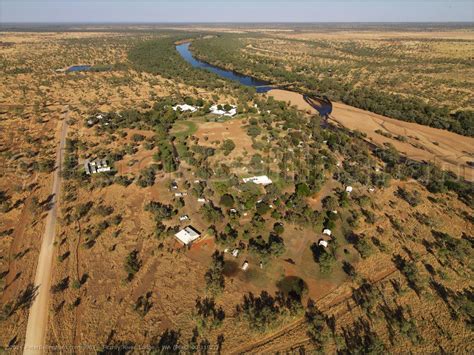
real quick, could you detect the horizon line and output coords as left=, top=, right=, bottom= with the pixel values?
left=1, top=21, right=474, bottom=25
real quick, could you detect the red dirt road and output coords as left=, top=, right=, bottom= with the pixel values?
left=23, top=109, right=68, bottom=354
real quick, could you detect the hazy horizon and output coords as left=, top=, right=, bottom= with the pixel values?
left=1, top=1, right=473, bottom=23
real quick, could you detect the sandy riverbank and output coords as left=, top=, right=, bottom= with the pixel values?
left=268, top=89, right=474, bottom=181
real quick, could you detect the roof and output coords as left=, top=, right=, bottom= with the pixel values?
left=84, top=158, right=110, bottom=174
left=209, top=104, right=237, bottom=117
left=345, top=186, right=353, bottom=192
left=323, top=229, right=332, bottom=236
left=319, top=240, right=329, bottom=248
left=242, top=175, right=273, bottom=186
left=175, top=226, right=201, bottom=245
left=173, top=104, right=197, bottom=113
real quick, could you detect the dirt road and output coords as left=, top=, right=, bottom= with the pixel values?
left=23, top=109, right=68, bottom=354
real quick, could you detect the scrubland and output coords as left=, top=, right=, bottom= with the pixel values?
left=0, top=27, right=472, bottom=353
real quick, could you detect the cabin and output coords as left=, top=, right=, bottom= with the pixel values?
left=345, top=186, right=353, bottom=193
left=232, top=249, right=239, bottom=257
left=179, top=215, right=189, bottom=222
left=323, top=229, right=332, bottom=236
left=175, top=226, right=201, bottom=245
left=242, top=175, right=272, bottom=186
left=241, top=261, right=249, bottom=271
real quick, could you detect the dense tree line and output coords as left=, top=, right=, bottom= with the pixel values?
left=235, top=290, right=302, bottom=332
left=191, top=35, right=473, bottom=136
left=128, top=35, right=229, bottom=90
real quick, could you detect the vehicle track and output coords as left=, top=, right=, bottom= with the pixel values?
left=233, top=265, right=402, bottom=354
left=23, top=108, right=69, bottom=354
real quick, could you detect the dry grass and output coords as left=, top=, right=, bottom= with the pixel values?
left=0, top=30, right=472, bottom=353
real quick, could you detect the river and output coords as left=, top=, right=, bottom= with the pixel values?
left=176, top=42, right=332, bottom=116
left=176, top=42, right=273, bottom=93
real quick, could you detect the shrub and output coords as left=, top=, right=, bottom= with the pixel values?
left=124, top=250, right=141, bottom=281
left=221, top=139, right=236, bottom=156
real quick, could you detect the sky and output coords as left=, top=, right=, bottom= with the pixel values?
left=1, top=0, right=473, bottom=23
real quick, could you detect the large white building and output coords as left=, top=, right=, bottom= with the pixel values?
left=209, top=104, right=237, bottom=117
left=175, top=226, right=201, bottom=245
left=242, top=175, right=273, bottom=186
left=173, top=104, right=197, bottom=113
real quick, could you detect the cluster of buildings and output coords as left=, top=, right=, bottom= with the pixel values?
left=172, top=103, right=237, bottom=117
left=86, top=113, right=112, bottom=128
left=84, top=159, right=111, bottom=175
left=209, top=104, right=237, bottom=117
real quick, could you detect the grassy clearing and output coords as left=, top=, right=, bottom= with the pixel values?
left=171, top=120, right=198, bottom=138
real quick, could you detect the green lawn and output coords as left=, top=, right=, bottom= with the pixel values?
left=171, top=120, right=198, bottom=138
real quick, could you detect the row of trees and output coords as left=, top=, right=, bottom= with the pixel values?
left=191, top=35, right=473, bottom=136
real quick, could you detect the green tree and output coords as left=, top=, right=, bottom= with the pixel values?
left=205, top=251, right=225, bottom=294
left=221, top=139, right=236, bottom=156
left=296, top=183, right=311, bottom=197
left=305, top=300, right=328, bottom=350
left=124, top=250, right=141, bottom=282
left=219, top=194, right=234, bottom=208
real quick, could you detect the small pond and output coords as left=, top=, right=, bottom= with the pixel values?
left=66, top=65, right=92, bottom=72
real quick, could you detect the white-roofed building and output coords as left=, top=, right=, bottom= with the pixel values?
left=84, top=159, right=111, bottom=175
left=175, top=226, right=201, bottom=245
left=209, top=104, right=237, bottom=117
left=173, top=104, right=197, bottom=113
left=323, top=229, right=332, bottom=236
left=318, top=239, right=329, bottom=248
left=242, top=175, right=273, bottom=186
left=345, top=186, right=353, bottom=193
